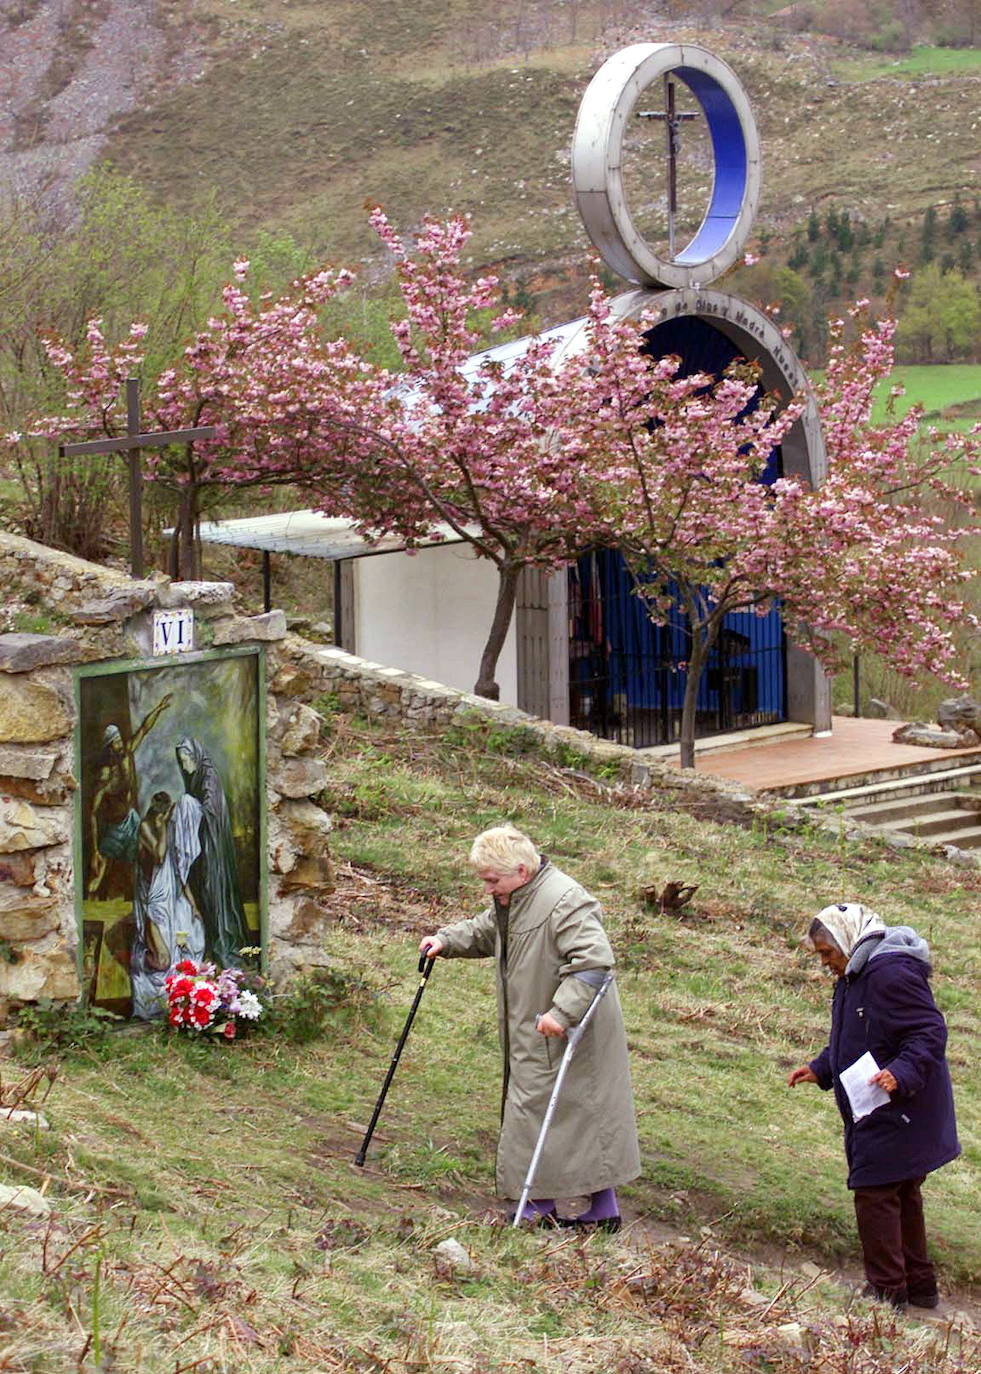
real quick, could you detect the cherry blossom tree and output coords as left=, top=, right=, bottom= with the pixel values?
left=16, top=261, right=386, bottom=579
left=570, top=291, right=978, bottom=768
left=557, top=287, right=804, bottom=768
left=16, top=217, right=977, bottom=766
left=308, top=209, right=608, bottom=700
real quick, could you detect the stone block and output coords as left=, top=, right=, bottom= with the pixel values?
left=269, top=664, right=316, bottom=698
left=0, top=1184, right=51, bottom=1216
left=212, top=611, right=287, bottom=645
left=70, top=582, right=158, bottom=624
left=0, top=746, right=59, bottom=781
left=0, top=634, right=80, bottom=673
left=892, top=723, right=969, bottom=749
left=0, top=799, right=69, bottom=853
left=1, top=1108, right=49, bottom=1128
left=937, top=695, right=981, bottom=734
left=271, top=757, right=328, bottom=799
left=1, top=775, right=73, bottom=805
left=277, top=852, right=335, bottom=893
left=156, top=581, right=235, bottom=615
left=278, top=702, right=323, bottom=756
left=0, top=892, right=61, bottom=941
left=270, top=894, right=335, bottom=942
left=0, top=678, right=71, bottom=744
left=0, top=852, right=41, bottom=887
left=0, top=944, right=78, bottom=1001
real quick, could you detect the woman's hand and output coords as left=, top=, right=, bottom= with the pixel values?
left=787, top=1066, right=819, bottom=1087
left=419, top=935, right=444, bottom=958
left=535, top=1011, right=566, bottom=1039
left=869, top=1068, right=898, bottom=1093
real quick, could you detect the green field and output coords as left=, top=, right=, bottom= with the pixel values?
left=840, top=45, right=981, bottom=79
left=872, top=364, right=981, bottom=427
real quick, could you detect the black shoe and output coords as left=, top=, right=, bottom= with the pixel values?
left=556, top=1215, right=621, bottom=1233
left=861, top=1282, right=908, bottom=1311
left=908, top=1290, right=939, bottom=1310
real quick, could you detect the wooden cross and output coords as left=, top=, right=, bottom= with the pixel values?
left=636, top=77, right=702, bottom=259
left=59, top=378, right=215, bottom=578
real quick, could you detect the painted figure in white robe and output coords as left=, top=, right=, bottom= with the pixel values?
left=131, top=790, right=206, bottom=1020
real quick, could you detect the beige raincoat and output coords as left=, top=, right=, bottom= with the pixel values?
left=436, top=860, right=641, bottom=1200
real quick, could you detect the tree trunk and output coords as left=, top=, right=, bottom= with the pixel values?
left=678, top=632, right=706, bottom=771
left=678, top=607, right=726, bottom=770
left=474, top=562, right=521, bottom=701
left=175, top=483, right=200, bottom=582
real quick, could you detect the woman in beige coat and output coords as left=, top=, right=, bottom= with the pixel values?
left=420, top=824, right=640, bottom=1228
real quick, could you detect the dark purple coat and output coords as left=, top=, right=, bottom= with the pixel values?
left=810, top=940, right=960, bottom=1189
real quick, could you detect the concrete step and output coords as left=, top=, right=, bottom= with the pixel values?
left=846, top=793, right=981, bottom=826
left=639, top=720, right=812, bottom=761
left=796, top=761, right=981, bottom=808
left=885, top=807, right=981, bottom=839
left=861, top=819, right=981, bottom=849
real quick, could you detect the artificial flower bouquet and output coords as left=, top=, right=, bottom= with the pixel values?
left=164, top=957, right=265, bottom=1039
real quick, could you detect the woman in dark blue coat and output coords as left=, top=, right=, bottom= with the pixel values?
left=788, top=903, right=959, bottom=1311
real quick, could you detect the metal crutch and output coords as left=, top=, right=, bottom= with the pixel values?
left=354, top=953, right=436, bottom=1167
left=512, top=972, right=614, bottom=1228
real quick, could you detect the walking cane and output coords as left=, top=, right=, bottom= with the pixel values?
left=354, top=953, right=436, bottom=1167
left=512, top=972, right=614, bottom=1228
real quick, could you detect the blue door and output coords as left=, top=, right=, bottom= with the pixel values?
left=568, top=315, right=787, bottom=747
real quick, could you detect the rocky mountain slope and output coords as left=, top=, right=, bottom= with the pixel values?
left=1, top=1, right=978, bottom=322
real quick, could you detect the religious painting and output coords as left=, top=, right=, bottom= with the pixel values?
left=74, top=649, right=264, bottom=1020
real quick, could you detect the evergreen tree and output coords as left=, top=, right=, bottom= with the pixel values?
left=919, top=205, right=937, bottom=265
left=947, top=194, right=968, bottom=239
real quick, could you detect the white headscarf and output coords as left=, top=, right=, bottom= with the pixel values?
left=811, top=902, right=886, bottom=957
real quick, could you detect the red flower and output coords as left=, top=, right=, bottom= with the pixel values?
left=176, top=960, right=199, bottom=975
left=191, top=1005, right=212, bottom=1028
left=223, top=1021, right=236, bottom=1039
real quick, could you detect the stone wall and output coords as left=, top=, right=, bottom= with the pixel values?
left=0, top=530, right=336, bottom=1022
left=3, top=529, right=974, bottom=1027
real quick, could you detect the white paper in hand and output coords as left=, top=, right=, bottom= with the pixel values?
left=839, top=1051, right=891, bottom=1122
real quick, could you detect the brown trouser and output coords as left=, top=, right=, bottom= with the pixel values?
left=852, top=1176, right=937, bottom=1302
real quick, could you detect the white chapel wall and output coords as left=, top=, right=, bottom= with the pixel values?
left=352, top=544, right=518, bottom=704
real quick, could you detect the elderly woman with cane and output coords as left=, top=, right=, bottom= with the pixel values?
left=788, top=903, right=960, bottom=1311
left=420, top=824, right=640, bottom=1228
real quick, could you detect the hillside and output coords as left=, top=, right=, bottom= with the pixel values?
left=1, top=709, right=978, bottom=1372
left=1, top=1, right=978, bottom=326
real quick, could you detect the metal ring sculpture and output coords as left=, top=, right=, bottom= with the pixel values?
left=572, top=43, right=761, bottom=289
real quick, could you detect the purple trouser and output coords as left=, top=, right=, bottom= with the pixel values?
left=852, top=1176, right=937, bottom=1302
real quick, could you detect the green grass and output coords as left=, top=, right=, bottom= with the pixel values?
left=873, top=364, right=981, bottom=430
left=2, top=716, right=978, bottom=1371
left=834, top=46, right=981, bottom=81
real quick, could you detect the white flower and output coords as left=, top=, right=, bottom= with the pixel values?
left=236, top=990, right=262, bottom=1020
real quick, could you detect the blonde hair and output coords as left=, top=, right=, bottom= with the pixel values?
left=469, top=824, right=540, bottom=874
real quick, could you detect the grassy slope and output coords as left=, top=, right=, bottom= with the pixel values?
left=106, top=3, right=980, bottom=322
left=1, top=716, right=978, bottom=1372
left=873, top=364, right=981, bottom=436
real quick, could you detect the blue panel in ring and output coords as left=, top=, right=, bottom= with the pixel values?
left=673, top=66, right=747, bottom=263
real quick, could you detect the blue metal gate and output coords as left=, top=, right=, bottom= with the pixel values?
left=567, top=312, right=787, bottom=747
left=568, top=550, right=786, bottom=747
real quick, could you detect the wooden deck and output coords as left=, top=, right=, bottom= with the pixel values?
left=660, top=717, right=981, bottom=793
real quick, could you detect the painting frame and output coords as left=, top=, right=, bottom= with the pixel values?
left=73, top=646, right=267, bottom=1020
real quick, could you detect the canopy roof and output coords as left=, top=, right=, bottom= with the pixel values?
left=195, top=510, right=471, bottom=561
